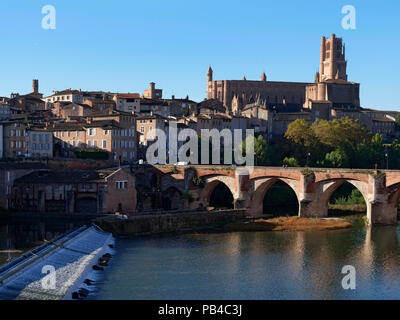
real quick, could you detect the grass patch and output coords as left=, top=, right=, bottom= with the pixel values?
left=342, top=214, right=368, bottom=228
left=328, top=203, right=366, bottom=212
left=224, top=216, right=352, bottom=232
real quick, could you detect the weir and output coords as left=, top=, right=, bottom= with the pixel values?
left=0, top=225, right=114, bottom=300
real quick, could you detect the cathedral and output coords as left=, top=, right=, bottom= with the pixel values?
left=206, top=34, right=360, bottom=114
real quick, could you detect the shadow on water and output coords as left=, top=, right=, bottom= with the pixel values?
left=0, top=215, right=95, bottom=266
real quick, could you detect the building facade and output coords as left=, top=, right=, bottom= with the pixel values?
left=206, top=66, right=311, bottom=112
left=113, top=93, right=141, bottom=113
left=11, top=168, right=137, bottom=214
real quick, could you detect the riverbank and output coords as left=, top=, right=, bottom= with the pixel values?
left=97, top=211, right=359, bottom=237
left=96, top=210, right=246, bottom=236
left=224, top=216, right=353, bottom=232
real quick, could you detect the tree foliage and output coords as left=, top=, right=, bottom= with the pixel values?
left=273, top=117, right=392, bottom=169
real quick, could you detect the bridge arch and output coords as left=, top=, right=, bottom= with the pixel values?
left=248, top=177, right=300, bottom=217
left=162, top=186, right=183, bottom=210
left=199, top=175, right=236, bottom=209
left=316, top=179, right=369, bottom=217
left=160, top=173, right=185, bottom=194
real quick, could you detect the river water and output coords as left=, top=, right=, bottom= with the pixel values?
left=91, top=226, right=400, bottom=300
left=0, top=219, right=91, bottom=266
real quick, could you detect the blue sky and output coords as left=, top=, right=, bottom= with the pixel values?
left=0, top=0, right=399, bottom=110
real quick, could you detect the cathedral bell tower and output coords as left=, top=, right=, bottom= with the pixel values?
left=207, top=65, right=213, bottom=99
left=207, top=65, right=213, bottom=82
left=319, top=34, right=348, bottom=82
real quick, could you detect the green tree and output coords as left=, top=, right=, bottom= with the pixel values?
left=355, top=142, right=373, bottom=168
left=284, top=119, right=315, bottom=147
left=324, top=147, right=349, bottom=168
left=239, top=134, right=268, bottom=166
left=312, top=117, right=371, bottom=150
left=254, top=135, right=268, bottom=165
left=395, top=115, right=400, bottom=131
left=370, top=133, right=384, bottom=167
left=283, top=157, right=300, bottom=167
left=389, top=139, right=400, bottom=168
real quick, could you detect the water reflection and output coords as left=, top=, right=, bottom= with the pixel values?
left=92, top=226, right=400, bottom=300
left=0, top=220, right=88, bottom=266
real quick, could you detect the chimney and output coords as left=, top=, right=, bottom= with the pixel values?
left=33, top=79, right=39, bottom=93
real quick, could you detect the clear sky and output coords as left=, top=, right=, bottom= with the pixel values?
left=0, top=0, right=399, bottom=110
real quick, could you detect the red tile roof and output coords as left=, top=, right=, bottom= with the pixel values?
left=116, top=93, right=140, bottom=99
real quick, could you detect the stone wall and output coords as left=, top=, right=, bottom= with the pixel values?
left=98, top=210, right=246, bottom=236
left=46, top=158, right=114, bottom=171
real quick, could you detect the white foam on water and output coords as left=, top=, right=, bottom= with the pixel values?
left=0, top=226, right=113, bottom=300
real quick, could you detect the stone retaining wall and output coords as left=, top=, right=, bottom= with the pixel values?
left=98, top=210, right=246, bottom=236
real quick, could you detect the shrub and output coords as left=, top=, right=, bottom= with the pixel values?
left=283, top=157, right=299, bottom=167
left=171, top=166, right=178, bottom=174
left=334, top=189, right=365, bottom=205
left=192, top=176, right=204, bottom=187
left=181, top=192, right=194, bottom=202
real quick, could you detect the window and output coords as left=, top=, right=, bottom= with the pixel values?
left=88, top=128, right=96, bottom=136
left=102, top=140, right=107, bottom=148
left=94, top=140, right=97, bottom=148
left=140, top=126, right=144, bottom=133
left=87, top=140, right=91, bottom=147
left=116, top=181, right=128, bottom=190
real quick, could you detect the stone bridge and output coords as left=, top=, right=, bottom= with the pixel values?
left=131, top=165, right=400, bottom=225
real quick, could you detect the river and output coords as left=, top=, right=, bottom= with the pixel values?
left=90, top=226, right=400, bottom=300
left=0, top=217, right=93, bottom=266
